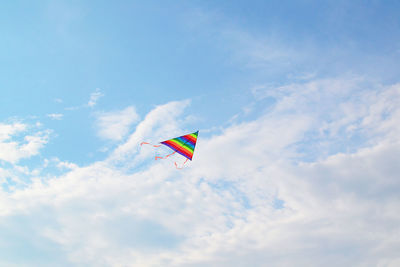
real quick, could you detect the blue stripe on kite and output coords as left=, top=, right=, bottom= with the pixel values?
left=177, top=137, right=195, bottom=148
left=179, top=136, right=196, bottom=146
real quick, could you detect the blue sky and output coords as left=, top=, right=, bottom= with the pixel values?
left=1, top=1, right=400, bottom=266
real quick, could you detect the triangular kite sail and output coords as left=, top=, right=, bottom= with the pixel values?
left=140, top=131, right=199, bottom=169
left=160, top=131, right=198, bottom=161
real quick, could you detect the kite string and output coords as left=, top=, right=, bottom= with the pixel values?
left=175, top=158, right=189, bottom=169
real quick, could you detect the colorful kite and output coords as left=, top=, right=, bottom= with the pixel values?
left=140, top=131, right=199, bottom=169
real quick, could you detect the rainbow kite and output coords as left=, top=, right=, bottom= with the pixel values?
left=140, top=131, right=199, bottom=168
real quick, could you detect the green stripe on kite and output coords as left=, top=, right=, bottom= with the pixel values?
left=169, top=139, right=194, bottom=152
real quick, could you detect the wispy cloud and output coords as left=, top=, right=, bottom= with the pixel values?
left=46, top=113, right=63, bottom=120
left=182, top=8, right=300, bottom=73
left=64, top=89, right=105, bottom=111
left=0, top=122, right=51, bottom=164
left=109, top=99, right=191, bottom=163
left=88, top=88, right=104, bottom=107
left=95, top=106, right=139, bottom=141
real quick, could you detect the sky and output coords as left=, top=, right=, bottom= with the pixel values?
left=1, top=1, right=400, bottom=266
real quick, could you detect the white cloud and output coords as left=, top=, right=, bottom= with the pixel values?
left=0, top=122, right=26, bottom=141
left=88, top=88, right=104, bottom=107
left=95, top=106, right=139, bottom=141
left=64, top=89, right=105, bottom=111
left=0, top=122, right=50, bottom=164
left=109, top=100, right=191, bottom=163
left=47, top=113, right=64, bottom=120
left=0, top=80, right=400, bottom=266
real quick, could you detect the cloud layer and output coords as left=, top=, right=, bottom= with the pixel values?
left=0, top=78, right=400, bottom=266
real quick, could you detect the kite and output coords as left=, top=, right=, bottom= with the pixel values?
left=140, top=131, right=199, bottom=169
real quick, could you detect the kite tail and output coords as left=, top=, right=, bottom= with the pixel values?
left=140, top=140, right=190, bottom=169
left=141, top=142, right=175, bottom=160
left=175, top=158, right=189, bottom=169
left=155, top=151, right=176, bottom=160
left=140, top=142, right=161, bottom=148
